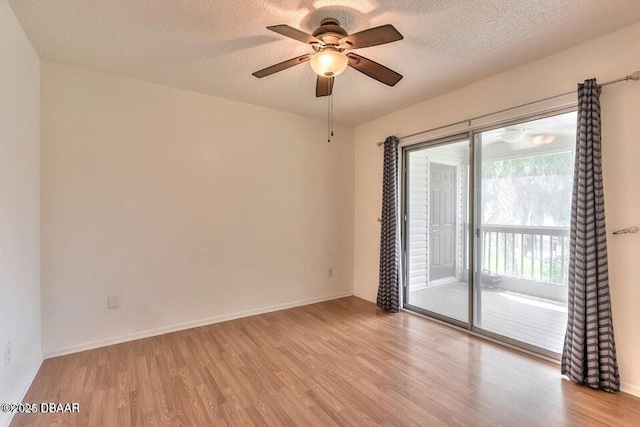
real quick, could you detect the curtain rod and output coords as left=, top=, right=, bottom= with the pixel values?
left=376, top=71, right=640, bottom=146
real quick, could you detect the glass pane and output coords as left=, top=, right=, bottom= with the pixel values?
left=473, top=111, right=575, bottom=353
left=405, top=139, right=470, bottom=324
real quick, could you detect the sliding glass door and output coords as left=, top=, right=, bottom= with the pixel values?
left=472, top=111, right=576, bottom=354
left=404, top=137, right=470, bottom=326
left=403, top=110, right=577, bottom=356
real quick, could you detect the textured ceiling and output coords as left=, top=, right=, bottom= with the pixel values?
left=9, top=0, right=640, bottom=125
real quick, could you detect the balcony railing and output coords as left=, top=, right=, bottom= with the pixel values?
left=481, top=225, right=570, bottom=285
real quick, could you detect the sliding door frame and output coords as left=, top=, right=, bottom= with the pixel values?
left=402, top=133, right=472, bottom=330
left=401, top=105, right=577, bottom=360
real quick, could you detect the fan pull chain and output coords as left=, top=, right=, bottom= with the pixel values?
left=331, top=92, right=334, bottom=138
left=327, top=92, right=334, bottom=143
left=327, top=93, right=330, bottom=143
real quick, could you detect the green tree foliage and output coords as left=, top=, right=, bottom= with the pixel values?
left=482, top=151, right=574, bottom=178
left=482, top=151, right=574, bottom=227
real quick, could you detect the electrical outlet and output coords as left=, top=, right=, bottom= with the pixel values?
left=5, top=342, right=11, bottom=368
left=328, top=268, right=334, bottom=278
left=107, top=295, right=120, bottom=309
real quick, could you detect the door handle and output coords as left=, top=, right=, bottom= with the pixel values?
left=429, top=228, right=436, bottom=233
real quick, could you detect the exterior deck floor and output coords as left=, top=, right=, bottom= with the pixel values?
left=408, top=281, right=567, bottom=353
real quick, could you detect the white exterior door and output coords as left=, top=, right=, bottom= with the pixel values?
left=429, top=162, right=457, bottom=281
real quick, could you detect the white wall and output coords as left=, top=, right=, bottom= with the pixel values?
left=40, top=61, right=354, bottom=356
left=0, top=1, right=41, bottom=425
left=354, top=22, right=640, bottom=395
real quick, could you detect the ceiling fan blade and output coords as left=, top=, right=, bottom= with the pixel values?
left=339, top=24, right=403, bottom=49
left=347, top=53, right=402, bottom=86
left=316, top=76, right=334, bottom=97
left=267, top=25, right=323, bottom=45
left=252, top=54, right=311, bottom=78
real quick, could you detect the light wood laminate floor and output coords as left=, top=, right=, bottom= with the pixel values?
left=12, top=297, right=640, bottom=426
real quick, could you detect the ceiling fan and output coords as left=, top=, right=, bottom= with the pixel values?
left=492, top=128, right=557, bottom=146
left=252, top=18, right=403, bottom=97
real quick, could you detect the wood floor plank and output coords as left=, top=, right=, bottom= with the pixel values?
left=10, top=297, right=640, bottom=426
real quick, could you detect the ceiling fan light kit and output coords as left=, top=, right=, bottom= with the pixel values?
left=532, top=134, right=556, bottom=145
left=310, top=48, right=348, bottom=77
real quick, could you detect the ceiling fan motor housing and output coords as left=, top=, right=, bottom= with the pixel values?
left=312, top=18, right=348, bottom=48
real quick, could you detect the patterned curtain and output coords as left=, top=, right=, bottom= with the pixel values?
left=561, top=79, right=620, bottom=392
left=377, top=136, right=400, bottom=312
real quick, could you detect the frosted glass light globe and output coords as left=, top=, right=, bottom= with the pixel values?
left=310, top=49, right=349, bottom=77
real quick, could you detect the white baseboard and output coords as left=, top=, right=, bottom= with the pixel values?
left=621, top=381, right=640, bottom=398
left=354, top=291, right=376, bottom=303
left=2, top=355, right=43, bottom=427
left=44, top=291, right=353, bottom=359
